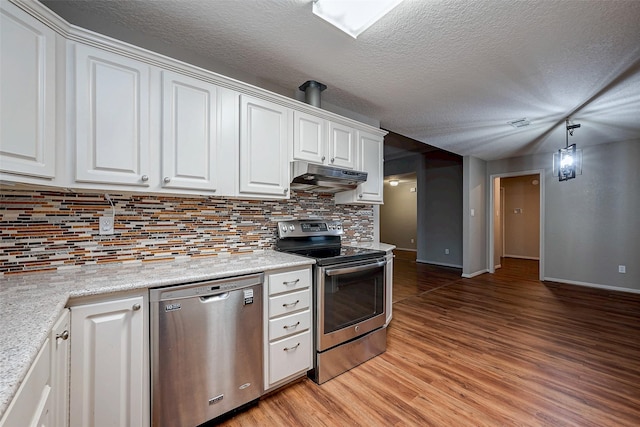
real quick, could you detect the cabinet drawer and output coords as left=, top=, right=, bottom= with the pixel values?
left=268, top=269, right=310, bottom=295
left=269, top=309, right=311, bottom=341
left=268, top=331, right=312, bottom=385
left=269, top=289, right=310, bottom=318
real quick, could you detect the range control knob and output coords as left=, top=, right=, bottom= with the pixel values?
left=281, top=225, right=287, bottom=232
left=289, top=225, right=295, bottom=231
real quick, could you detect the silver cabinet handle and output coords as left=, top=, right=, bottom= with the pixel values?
left=283, top=188, right=289, bottom=195
left=163, top=177, right=171, bottom=183
left=358, top=194, right=363, bottom=198
left=141, top=175, right=149, bottom=182
left=282, top=300, right=299, bottom=308
left=132, top=303, right=141, bottom=311
left=56, top=330, right=69, bottom=341
left=321, top=156, right=326, bottom=161
left=283, top=321, right=300, bottom=330
left=330, top=157, right=335, bottom=163
left=283, top=343, right=300, bottom=352
left=283, top=279, right=300, bottom=286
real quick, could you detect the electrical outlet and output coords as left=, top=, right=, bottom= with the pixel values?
left=410, top=238, right=415, bottom=243
left=618, top=265, right=626, bottom=274
left=99, top=216, right=114, bottom=235
left=445, top=248, right=450, bottom=255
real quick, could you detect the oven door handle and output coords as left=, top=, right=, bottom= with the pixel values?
left=325, top=260, right=387, bottom=276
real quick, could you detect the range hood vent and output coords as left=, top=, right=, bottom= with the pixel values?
left=290, top=161, right=367, bottom=193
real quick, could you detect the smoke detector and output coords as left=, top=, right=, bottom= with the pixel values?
left=507, top=118, right=531, bottom=128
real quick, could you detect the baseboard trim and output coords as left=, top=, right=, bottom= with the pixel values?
left=504, top=254, right=540, bottom=261
left=544, top=277, right=640, bottom=294
left=416, top=259, right=462, bottom=269
left=461, top=269, right=488, bottom=278
left=494, top=264, right=502, bottom=270
left=395, top=248, right=417, bottom=252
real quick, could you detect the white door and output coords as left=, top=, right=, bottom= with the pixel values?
left=161, top=70, right=218, bottom=192
left=239, top=95, right=290, bottom=198
left=328, top=122, right=356, bottom=169
left=293, top=111, right=326, bottom=164
left=356, top=131, right=384, bottom=202
left=0, top=2, right=56, bottom=179
left=75, top=44, right=151, bottom=186
left=70, top=297, right=147, bottom=427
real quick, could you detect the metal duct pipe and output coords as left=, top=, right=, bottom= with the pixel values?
left=299, top=80, right=327, bottom=108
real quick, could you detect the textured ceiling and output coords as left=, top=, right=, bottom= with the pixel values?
left=41, top=0, right=640, bottom=161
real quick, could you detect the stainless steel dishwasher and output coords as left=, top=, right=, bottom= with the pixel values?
left=150, top=273, right=263, bottom=427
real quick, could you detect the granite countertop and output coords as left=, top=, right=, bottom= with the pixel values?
left=0, top=250, right=314, bottom=418
left=352, top=241, right=396, bottom=252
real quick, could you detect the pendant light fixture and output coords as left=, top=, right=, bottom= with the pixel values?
left=553, top=118, right=582, bottom=181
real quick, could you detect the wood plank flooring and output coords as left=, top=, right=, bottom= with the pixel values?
left=217, top=253, right=640, bottom=426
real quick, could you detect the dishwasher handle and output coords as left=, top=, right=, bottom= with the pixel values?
left=199, top=292, right=230, bottom=302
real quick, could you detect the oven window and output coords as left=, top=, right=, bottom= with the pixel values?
left=323, top=264, right=384, bottom=333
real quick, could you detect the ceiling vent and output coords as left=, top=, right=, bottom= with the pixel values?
left=507, top=118, right=531, bottom=128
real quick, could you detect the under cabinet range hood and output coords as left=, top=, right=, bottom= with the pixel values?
left=290, top=161, right=367, bottom=193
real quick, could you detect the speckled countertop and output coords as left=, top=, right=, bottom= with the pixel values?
left=0, top=250, right=314, bottom=418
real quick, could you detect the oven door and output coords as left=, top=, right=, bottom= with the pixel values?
left=316, top=257, right=387, bottom=352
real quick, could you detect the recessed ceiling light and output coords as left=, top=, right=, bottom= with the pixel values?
left=312, top=0, right=404, bottom=39
left=507, top=118, right=531, bottom=128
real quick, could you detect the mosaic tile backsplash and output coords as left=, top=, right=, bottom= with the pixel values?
left=0, top=190, right=374, bottom=275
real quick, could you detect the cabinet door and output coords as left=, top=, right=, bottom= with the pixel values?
left=161, top=70, right=218, bottom=192
left=328, top=122, right=356, bottom=169
left=75, top=44, right=151, bottom=186
left=51, top=309, right=70, bottom=427
left=0, top=338, right=52, bottom=427
left=239, top=95, right=290, bottom=198
left=70, top=296, right=147, bottom=427
left=356, top=130, right=384, bottom=202
left=293, top=111, right=326, bottom=164
left=0, top=2, right=56, bottom=179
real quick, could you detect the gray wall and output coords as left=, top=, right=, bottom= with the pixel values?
left=462, top=156, right=487, bottom=277
left=487, top=140, right=640, bottom=291
left=418, top=156, right=463, bottom=267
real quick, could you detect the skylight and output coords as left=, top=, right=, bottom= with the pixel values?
left=312, top=0, right=404, bottom=39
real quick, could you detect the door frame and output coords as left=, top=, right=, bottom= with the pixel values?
left=488, top=169, right=545, bottom=280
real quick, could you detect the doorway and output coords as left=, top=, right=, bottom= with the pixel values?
left=489, top=170, right=545, bottom=280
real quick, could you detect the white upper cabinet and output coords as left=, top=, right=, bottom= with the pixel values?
left=292, top=112, right=356, bottom=170
left=0, top=1, right=56, bottom=179
left=239, top=95, right=291, bottom=198
left=293, top=111, right=326, bottom=164
left=335, top=130, right=384, bottom=204
left=328, top=121, right=356, bottom=169
left=161, top=70, right=218, bottom=192
left=74, top=43, right=151, bottom=187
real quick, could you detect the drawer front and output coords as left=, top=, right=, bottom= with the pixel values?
left=268, top=331, right=312, bottom=385
left=268, top=269, right=310, bottom=295
left=269, top=309, right=311, bottom=341
left=269, top=289, right=310, bottom=318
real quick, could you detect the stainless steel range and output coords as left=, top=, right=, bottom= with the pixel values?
left=275, top=219, right=388, bottom=384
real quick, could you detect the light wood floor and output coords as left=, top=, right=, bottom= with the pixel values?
left=218, top=253, right=640, bottom=426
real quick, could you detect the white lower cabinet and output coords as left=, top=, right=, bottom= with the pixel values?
left=69, top=295, right=149, bottom=427
left=263, top=267, right=313, bottom=391
left=0, top=309, right=69, bottom=427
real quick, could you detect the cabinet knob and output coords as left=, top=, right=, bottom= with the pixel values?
left=141, top=175, right=149, bottom=182
left=163, top=177, right=171, bottom=184
left=330, top=157, right=335, bottom=163
left=283, top=188, right=289, bottom=195
left=56, top=330, right=69, bottom=341
left=358, top=194, right=363, bottom=199
left=321, top=156, right=326, bottom=161
left=132, top=303, right=141, bottom=311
